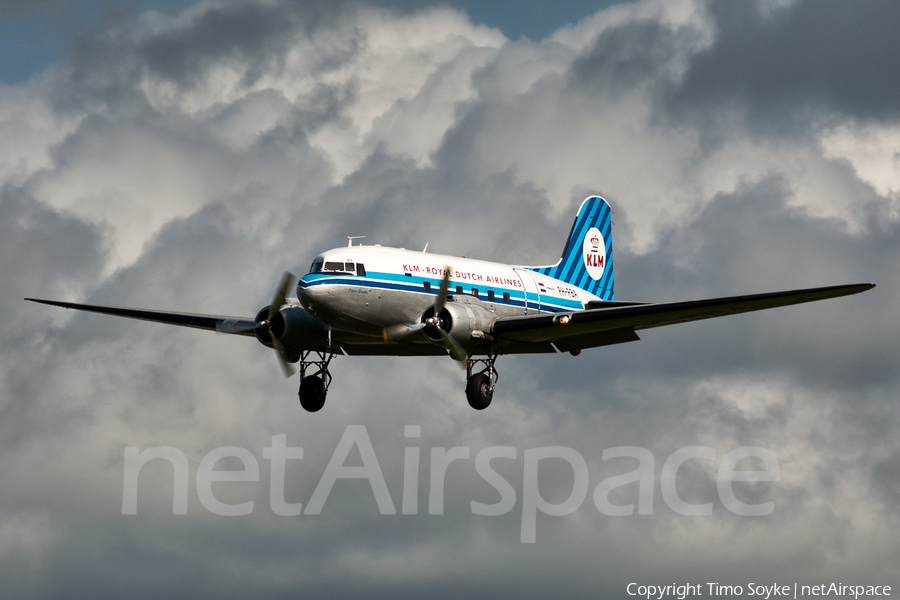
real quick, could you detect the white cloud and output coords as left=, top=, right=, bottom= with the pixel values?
left=0, top=80, right=81, bottom=187
left=821, top=123, right=900, bottom=198
left=307, top=6, right=506, bottom=178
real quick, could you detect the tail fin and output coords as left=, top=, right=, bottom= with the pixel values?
left=529, top=196, right=615, bottom=300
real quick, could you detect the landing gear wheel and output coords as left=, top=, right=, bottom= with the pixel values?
left=466, top=372, right=493, bottom=410
left=296, top=350, right=334, bottom=413
left=299, top=375, right=326, bottom=412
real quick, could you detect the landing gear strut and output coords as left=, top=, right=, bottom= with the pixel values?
left=298, top=350, right=334, bottom=412
left=465, top=353, right=498, bottom=410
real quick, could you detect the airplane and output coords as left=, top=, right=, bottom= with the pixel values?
left=26, top=196, right=874, bottom=412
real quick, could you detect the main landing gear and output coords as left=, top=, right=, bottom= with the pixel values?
left=297, top=350, right=334, bottom=412
left=295, top=350, right=499, bottom=412
left=465, top=353, right=498, bottom=410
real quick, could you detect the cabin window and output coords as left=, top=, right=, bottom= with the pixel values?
left=424, top=282, right=431, bottom=292
left=472, top=288, right=479, bottom=298
left=488, top=290, right=495, bottom=301
left=456, top=286, right=463, bottom=294
left=503, top=292, right=510, bottom=303
left=356, top=263, right=366, bottom=277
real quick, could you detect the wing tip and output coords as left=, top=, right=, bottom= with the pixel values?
left=849, top=283, right=876, bottom=293
left=24, top=297, right=55, bottom=305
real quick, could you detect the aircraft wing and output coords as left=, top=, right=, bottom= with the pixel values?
left=24, top=298, right=259, bottom=336
left=491, top=283, right=875, bottom=352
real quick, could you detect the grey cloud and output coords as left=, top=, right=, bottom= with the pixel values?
left=569, top=18, right=692, bottom=95
left=673, top=0, right=900, bottom=126
left=51, top=0, right=360, bottom=115
left=0, top=187, right=105, bottom=318
left=137, top=0, right=357, bottom=86
left=872, top=450, right=900, bottom=514
left=0, top=186, right=105, bottom=445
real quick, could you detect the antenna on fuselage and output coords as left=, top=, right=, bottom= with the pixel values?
left=423, top=243, right=428, bottom=253
left=347, top=236, right=366, bottom=247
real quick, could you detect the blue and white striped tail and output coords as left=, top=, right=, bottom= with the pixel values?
left=529, top=196, right=615, bottom=300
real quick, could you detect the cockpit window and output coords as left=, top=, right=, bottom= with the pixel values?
left=314, top=260, right=361, bottom=275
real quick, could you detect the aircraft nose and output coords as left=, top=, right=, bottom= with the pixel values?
left=297, top=278, right=320, bottom=307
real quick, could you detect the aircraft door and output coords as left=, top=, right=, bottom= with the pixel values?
left=513, top=268, right=541, bottom=315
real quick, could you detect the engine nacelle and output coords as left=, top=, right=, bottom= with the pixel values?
left=422, top=299, right=497, bottom=348
left=254, top=305, right=329, bottom=360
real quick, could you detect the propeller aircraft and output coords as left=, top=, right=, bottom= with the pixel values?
left=27, top=197, right=874, bottom=412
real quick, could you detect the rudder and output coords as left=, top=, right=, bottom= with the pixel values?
left=529, top=196, right=614, bottom=300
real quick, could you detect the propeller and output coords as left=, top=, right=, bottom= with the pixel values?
left=380, top=266, right=453, bottom=343
left=434, top=265, right=451, bottom=314
left=425, top=266, right=467, bottom=367
left=263, top=271, right=296, bottom=378
left=219, top=271, right=296, bottom=377
left=269, top=332, right=295, bottom=378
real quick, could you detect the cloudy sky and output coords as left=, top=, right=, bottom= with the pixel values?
left=2, top=0, right=898, bottom=597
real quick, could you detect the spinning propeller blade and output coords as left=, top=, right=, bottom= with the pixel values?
left=267, top=271, right=296, bottom=377
left=269, top=271, right=293, bottom=324
left=434, top=266, right=451, bottom=314
left=432, top=266, right=467, bottom=366
left=270, top=334, right=296, bottom=378
left=216, top=272, right=297, bottom=376
left=437, top=328, right=468, bottom=366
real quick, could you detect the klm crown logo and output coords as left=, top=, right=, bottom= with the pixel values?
left=582, top=227, right=606, bottom=280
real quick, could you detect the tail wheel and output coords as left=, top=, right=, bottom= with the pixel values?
left=465, top=372, right=493, bottom=410
left=299, top=375, right=326, bottom=412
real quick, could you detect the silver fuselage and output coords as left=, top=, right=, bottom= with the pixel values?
left=297, top=245, right=599, bottom=339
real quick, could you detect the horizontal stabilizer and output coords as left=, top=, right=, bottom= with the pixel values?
left=584, top=300, right=649, bottom=309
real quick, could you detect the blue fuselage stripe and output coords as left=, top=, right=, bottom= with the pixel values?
left=299, top=272, right=584, bottom=313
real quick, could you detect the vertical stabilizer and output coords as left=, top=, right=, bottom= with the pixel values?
left=529, top=196, right=614, bottom=300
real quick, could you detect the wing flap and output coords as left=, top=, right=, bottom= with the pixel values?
left=492, top=283, right=875, bottom=345
left=551, top=328, right=640, bottom=352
